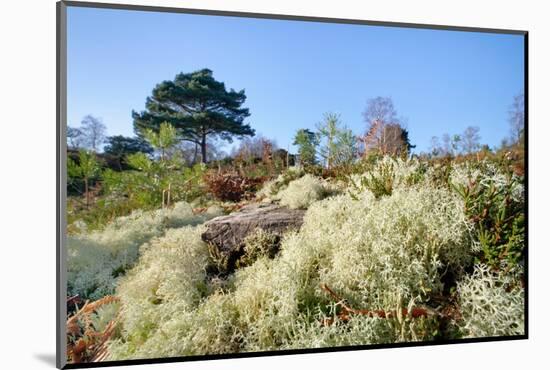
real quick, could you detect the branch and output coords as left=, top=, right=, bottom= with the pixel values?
left=320, top=283, right=441, bottom=326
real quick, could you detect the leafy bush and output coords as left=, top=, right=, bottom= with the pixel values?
left=104, top=160, right=207, bottom=208
left=69, top=122, right=210, bottom=231
left=67, top=150, right=102, bottom=206
left=449, top=161, right=525, bottom=269
left=353, top=160, right=394, bottom=198
left=235, top=162, right=274, bottom=179
left=457, top=264, right=524, bottom=338
left=424, top=157, right=454, bottom=188
left=68, top=163, right=209, bottom=233
left=67, top=202, right=222, bottom=300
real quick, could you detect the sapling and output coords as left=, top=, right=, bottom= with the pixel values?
left=68, top=149, right=101, bottom=208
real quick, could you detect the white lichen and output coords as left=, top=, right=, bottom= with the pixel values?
left=278, top=174, right=332, bottom=209
left=457, top=264, right=524, bottom=338
left=67, top=202, right=219, bottom=300
left=108, top=184, right=476, bottom=359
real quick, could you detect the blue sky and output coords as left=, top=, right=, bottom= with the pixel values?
left=67, top=6, right=524, bottom=154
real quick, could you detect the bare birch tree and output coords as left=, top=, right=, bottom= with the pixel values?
left=80, top=115, right=107, bottom=152
left=461, top=126, right=481, bottom=154
left=508, top=93, right=525, bottom=145
left=361, top=97, right=411, bottom=156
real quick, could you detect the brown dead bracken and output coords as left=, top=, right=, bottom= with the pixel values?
left=66, top=295, right=120, bottom=363
left=320, top=283, right=442, bottom=326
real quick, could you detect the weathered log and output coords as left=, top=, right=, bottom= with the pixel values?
left=201, top=204, right=305, bottom=273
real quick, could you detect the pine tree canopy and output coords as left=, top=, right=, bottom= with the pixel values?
left=132, top=69, right=255, bottom=162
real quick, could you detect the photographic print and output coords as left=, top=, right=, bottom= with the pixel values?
left=58, top=1, right=527, bottom=367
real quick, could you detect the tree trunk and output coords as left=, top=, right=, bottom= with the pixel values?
left=192, top=143, right=199, bottom=164
left=200, top=132, right=207, bottom=163
left=84, top=177, right=89, bottom=209
left=286, top=147, right=289, bottom=168
left=327, top=135, right=334, bottom=170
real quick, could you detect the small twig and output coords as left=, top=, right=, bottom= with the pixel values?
left=67, top=295, right=83, bottom=308
left=320, top=283, right=441, bottom=326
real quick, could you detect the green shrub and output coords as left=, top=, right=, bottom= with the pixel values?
left=68, top=163, right=209, bottom=233
left=102, top=163, right=208, bottom=210
left=67, top=150, right=102, bottom=195
left=425, top=157, right=454, bottom=188
left=353, top=160, right=394, bottom=198
left=449, top=161, right=525, bottom=269
left=347, top=156, right=425, bottom=199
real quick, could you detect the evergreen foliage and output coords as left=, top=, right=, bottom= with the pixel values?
left=293, top=129, right=318, bottom=166
left=316, top=113, right=357, bottom=169
left=133, top=69, right=255, bottom=162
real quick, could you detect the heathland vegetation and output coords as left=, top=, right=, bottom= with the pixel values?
left=65, top=69, right=525, bottom=363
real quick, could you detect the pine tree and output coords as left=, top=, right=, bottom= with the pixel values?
left=133, top=69, right=254, bottom=163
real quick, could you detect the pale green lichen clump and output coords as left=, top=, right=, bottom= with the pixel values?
left=256, top=166, right=305, bottom=201
left=86, top=157, right=525, bottom=360
left=278, top=174, right=332, bottom=209
left=457, top=264, right=524, bottom=338
left=107, top=182, right=478, bottom=359
left=449, top=160, right=524, bottom=202
left=345, top=157, right=429, bottom=201
left=67, top=202, right=222, bottom=300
